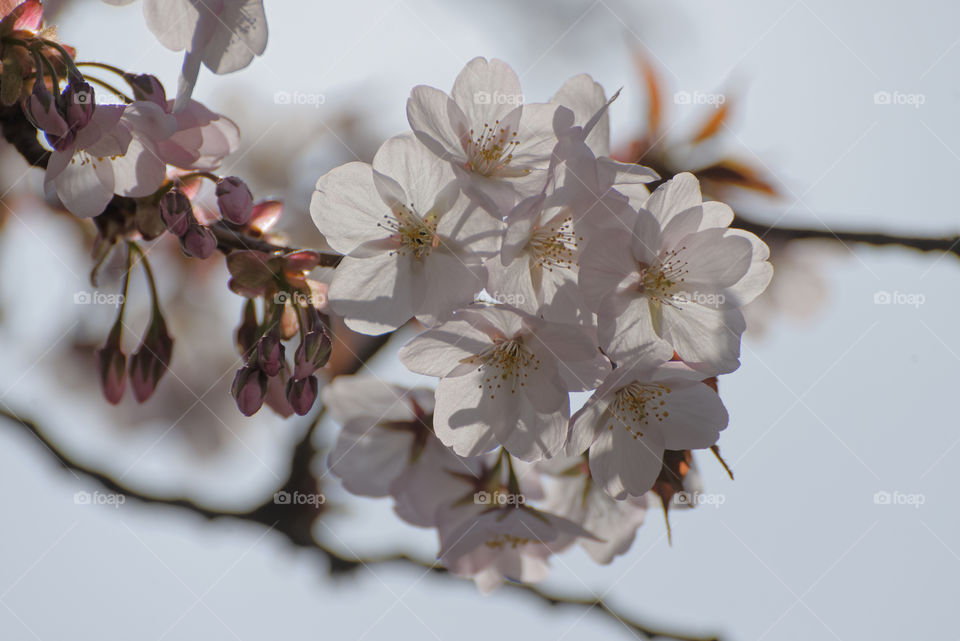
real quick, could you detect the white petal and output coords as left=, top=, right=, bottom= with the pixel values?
left=329, top=253, right=417, bottom=335
left=311, top=162, right=390, bottom=253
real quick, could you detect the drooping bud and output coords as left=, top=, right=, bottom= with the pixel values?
left=179, top=223, right=217, bottom=259
left=293, top=324, right=331, bottom=379
left=128, top=310, right=174, bottom=403
left=124, top=73, right=167, bottom=107
left=24, top=80, right=69, bottom=138
left=61, top=80, right=95, bottom=131
left=231, top=366, right=268, bottom=416
left=285, top=375, right=318, bottom=416
left=159, top=188, right=192, bottom=236
left=235, top=299, right=259, bottom=358
left=95, top=321, right=126, bottom=405
left=215, top=176, right=254, bottom=225
left=256, top=329, right=285, bottom=377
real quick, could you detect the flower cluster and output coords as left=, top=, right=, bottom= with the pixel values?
left=312, top=58, right=772, bottom=589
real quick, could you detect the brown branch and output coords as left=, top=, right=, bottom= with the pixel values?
left=733, top=213, right=960, bottom=258
left=209, top=221, right=342, bottom=267
left=0, top=405, right=719, bottom=641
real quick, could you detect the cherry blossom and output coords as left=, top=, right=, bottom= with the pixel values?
left=406, top=57, right=557, bottom=216
left=540, top=455, right=647, bottom=563
left=399, top=304, right=610, bottom=461
left=567, top=352, right=728, bottom=499
left=102, top=0, right=267, bottom=108
left=436, top=501, right=596, bottom=593
left=310, top=133, right=501, bottom=335
left=579, top=172, right=772, bottom=374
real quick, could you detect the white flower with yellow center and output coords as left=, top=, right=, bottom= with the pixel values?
left=567, top=354, right=728, bottom=499
left=310, top=133, right=503, bottom=335
left=579, top=172, right=773, bottom=374
left=398, top=304, right=610, bottom=461
left=406, top=57, right=558, bottom=216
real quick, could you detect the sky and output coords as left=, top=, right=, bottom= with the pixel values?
left=1, top=0, right=959, bottom=639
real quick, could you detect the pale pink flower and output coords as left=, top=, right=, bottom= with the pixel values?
left=579, top=172, right=772, bottom=374
left=406, top=57, right=557, bottom=216
left=567, top=353, right=728, bottom=499
left=311, top=133, right=502, bottom=335
left=399, top=304, right=610, bottom=461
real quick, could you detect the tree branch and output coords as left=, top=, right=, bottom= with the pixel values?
left=733, top=213, right=960, bottom=258
left=1, top=405, right=719, bottom=641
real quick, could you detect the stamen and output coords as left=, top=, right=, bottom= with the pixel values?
left=608, top=382, right=672, bottom=439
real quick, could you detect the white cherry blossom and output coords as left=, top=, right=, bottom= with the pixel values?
left=540, top=456, right=647, bottom=564
left=399, top=304, right=610, bottom=461
left=310, top=133, right=502, bottom=335
left=567, top=353, right=729, bottom=499
left=579, top=172, right=772, bottom=374
left=407, top=57, right=557, bottom=216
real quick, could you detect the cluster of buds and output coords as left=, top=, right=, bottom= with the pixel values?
left=228, top=249, right=332, bottom=417
left=158, top=175, right=254, bottom=259
left=94, top=245, right=174, bottom=405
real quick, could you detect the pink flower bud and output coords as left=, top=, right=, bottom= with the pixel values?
left=124, top=73, right=167, bottom=107
left=159, top=188, right=192, bottom=236
left=24, top=81, right=69, bottom=139
left=129, top=312, right=174, bottom=403
left=180, top=223, right=217, bottom=259
left=95, top=324, right=126, bottom=405
left=256, top=330, right=285, bottom=377
left=235, top=299, right=259, bottom=357
left=285, top=375, right=318, bottom=416
left=216, top=176, right=254, bottom=225
left=231, top=366, right=268, bottom=416
left=293, top=327, right=331, bottom=379
left=61, top=81, right=95, bottom=131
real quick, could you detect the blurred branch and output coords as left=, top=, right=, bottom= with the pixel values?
left=1, top=405, right=719, bottom=641
left=733, top=213, right=960, bottom=258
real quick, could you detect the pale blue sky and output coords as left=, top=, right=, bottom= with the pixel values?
left=1, top=1, right=958, bottom=639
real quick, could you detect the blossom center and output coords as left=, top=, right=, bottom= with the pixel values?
left=637, top=246, right=688, bottom=307
left=608, top=382, right=671, bottom=438
left=462, top=337, right=540, bottom=399
left=380, top=203, right=439, bottom=259
left=463, top=120, right=522, bottom=176
left=529, top=215, right=580, bottom=272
